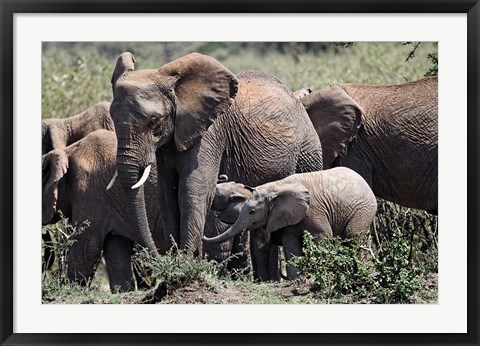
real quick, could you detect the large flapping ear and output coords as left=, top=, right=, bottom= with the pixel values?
left=42, top=149, right=69, bottom=224
left=111, top=52, right=136, bottom=86
left=301, top=86, right=363, bottom=168
left=266, top=183, right=310, bottom=233
left=159, top=52, right=239, bottom=152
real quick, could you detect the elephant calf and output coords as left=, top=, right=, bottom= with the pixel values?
left=203, top=167, right=377, bottom=279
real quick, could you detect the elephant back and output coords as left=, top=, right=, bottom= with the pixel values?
left=217, top=71, right=322, bottom=186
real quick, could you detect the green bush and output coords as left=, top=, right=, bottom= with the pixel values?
left=289, top=207, right=433, bottom=304
left=374, top=232, right=421, bottom=303
left=42, top=213, right=89, bottom=282
left=289, top=233, right=378, bottom=299
left=132, top=240, right=220, bottom=294
left=42, top=213, right=90, bottom=300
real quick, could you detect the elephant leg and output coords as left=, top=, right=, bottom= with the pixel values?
left=156, top=151, right=181, bottom=250
left=282, top=231, right=303, bottom=280
left=176, top=141, right=223, bottom=253
left=103, top=233, right=134, bottom=293
left=227, top=230, right=251, bottom=278
left=250, top=231, right=275, bottom=282
left=203, top=211, right=233, bottom=263
left=42, top=231, right=55, bottom=271
left=67, top=230, right=102, bottom=286
left=268, top=245, right=280, bottom=281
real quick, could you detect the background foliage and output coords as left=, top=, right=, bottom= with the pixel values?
left=42, top=41, right=437, bottom=118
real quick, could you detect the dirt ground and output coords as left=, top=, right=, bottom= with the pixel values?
left=121, top=277, right=317, bottom=304
left=119, top=272, right=438, bottom=305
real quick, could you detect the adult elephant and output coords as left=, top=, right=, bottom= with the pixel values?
left=301, top=76, right=437, bottom=213
left=108, top=52, right=323, bottom=281
left=42, top=129, right=164, bottom=292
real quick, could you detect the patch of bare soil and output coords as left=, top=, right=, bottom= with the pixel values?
left=158, top=282, right=249, bottom=304
left=122, top=281, right=250, bottom=304
left=124, top=277, right=318, bottom=304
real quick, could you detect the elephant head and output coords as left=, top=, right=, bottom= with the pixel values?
left=211, top=181, right=254, bottom=224
left=42, top=101, right=113, bottom=155
left=301, top=86, right=363, bottom=169
left=204, top=183, right=311, bottom=244
left=108, top=52, right=238, bottom=253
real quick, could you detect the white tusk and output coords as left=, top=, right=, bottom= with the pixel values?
left=106, top=170, right=118, bottom=190
left=131, top=164, right=151, bottom=190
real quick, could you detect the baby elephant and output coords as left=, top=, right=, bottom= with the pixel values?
left=203, top=167, right=377, bottom=278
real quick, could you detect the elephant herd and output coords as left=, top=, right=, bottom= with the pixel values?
left=42, top=51, right=438, bottom=292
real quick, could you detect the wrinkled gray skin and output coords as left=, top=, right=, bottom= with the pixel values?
left=301, top=77, right=438, bottom=213
left=203, top=211, right=251, bottom=276
left=109, top=52, right=323, bottom=282
left=41, top=102, right=114, bottom=271
left=205, top=167, right=377, bottom=279
left=42, top=130, right=164, bottom=292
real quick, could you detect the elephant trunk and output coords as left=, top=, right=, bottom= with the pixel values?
left=202, top=214, right=251, bottom=244
left=116, top=158, right=159, bottom=257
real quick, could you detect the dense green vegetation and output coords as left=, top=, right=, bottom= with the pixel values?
left=42, top=42, right=438, bottom=304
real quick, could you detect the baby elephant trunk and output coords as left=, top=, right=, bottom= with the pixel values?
left=202, top=216, right=250, bottom=244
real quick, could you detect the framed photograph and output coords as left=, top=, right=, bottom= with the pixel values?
left=1, top=1, right=479, bottom=345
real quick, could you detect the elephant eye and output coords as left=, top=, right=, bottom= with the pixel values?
left=148, top=115, right=158, bottom=128
left=249, top=209, right=255, bottom=214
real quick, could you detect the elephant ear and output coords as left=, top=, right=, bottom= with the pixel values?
left=301, top=86, right=363, bottom=168
left=214, top=183, right=253, bottom=224
left=42, top=121, right=68, bottom=154
left=42, top=149, right=69, bottom=224
left=159, top=52, right=239, bottom=152
left=266, top=183, right=310, bottom=233
left=217, top=198, right=247, bottom=224
left=111, top=52, right=136, bottom=86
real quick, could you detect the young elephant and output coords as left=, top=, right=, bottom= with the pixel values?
left=204, top=167, right=377, bottom=278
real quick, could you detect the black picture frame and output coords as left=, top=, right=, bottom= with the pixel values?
left=1, top=1, right=479, bottom=345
